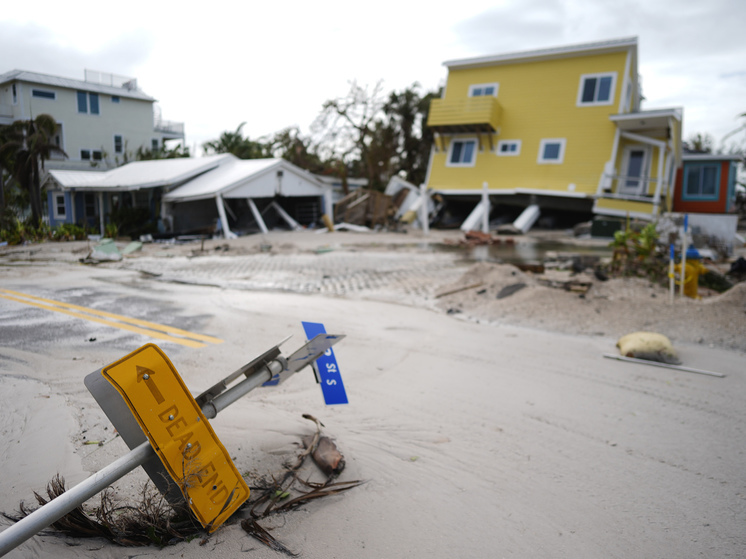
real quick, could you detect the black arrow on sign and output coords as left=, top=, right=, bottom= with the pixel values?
left=136, top=365, right=165, bottom=404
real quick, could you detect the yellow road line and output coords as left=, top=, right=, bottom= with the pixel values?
left=0, top=289, right=224, bottom=348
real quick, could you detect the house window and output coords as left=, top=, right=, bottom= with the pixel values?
left=577, top=73, right=616, bottom=106
left=538, top=139, right=566, bottom=164
left=447, top=139, right=477, bottom=167
left=77, top=91, right=100, bottom=114
left=683, top=164, right=720, bottom=200
left=32, top=89, right=56, bottom=100
left=54, top=193, right=66, bottom=219
left=84, top=194, right=97, bottom=218
left=151, top=138, right=160, bottom=151
left=77, top=91, right=87, bottom=113
left=114, top=135, right=123, bottom=154
left=469, top=83, right=499, bottom=97
left=81, top=149, right=103, bottom=161
left=111, top=95, right=120, bottom=103
left=12, top=83, right=17, bottom=104
left=89, top=93, right=99, bottom=114
left=496, top=140, right=521, bottom=156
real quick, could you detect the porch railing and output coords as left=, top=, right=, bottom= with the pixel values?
left=597, top=173, right=669, bottom=215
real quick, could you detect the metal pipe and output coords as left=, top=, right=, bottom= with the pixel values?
left=0, top=441, right=153, bottom=557
left=201, top=359, right=284, bottom=419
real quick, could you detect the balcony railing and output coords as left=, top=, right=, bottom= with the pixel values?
left=154, top=119, right=185, bottom=137
left=427, top=96, right=501, bottom=133
left=598, top=174, right=660, bottom=202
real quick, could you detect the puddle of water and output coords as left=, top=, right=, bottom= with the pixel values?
left=434, top=240, right=612, bottom=264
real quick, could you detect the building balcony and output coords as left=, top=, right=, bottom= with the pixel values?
left=154, top=119, right=185, bottom=140
left=427, top=96, right=501, bottom=134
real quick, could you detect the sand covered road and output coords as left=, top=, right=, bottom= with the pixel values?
left=0, top=232, right=745, bottom=558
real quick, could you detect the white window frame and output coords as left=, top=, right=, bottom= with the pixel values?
left=31, top=88, right=56, bottom=100
left=12, top=83, right=18, bottom=105
left=446, top=138, right=478, bottom=167
left=80, top=149, right=103, bottom=162
left=111, top=95, right=120, bottom=103
left=77, top=91, right=101, bottom=115
left=469, top=83, right=499, bottom=97
left=53, top=193, right=66, bottom=219
left=537, top=138, right=567, bottom=164
left=114, top=134, right=123, bottom=154
left=577, top=72, right=616, bottom=106
left=496, top=140, right=521, bottom=156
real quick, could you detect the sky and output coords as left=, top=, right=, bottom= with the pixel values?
left=2, top=0, right=745, bottom=155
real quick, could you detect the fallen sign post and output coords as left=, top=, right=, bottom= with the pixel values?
left=0, top=332, right=344, bottom=557
left=602, top=353, right=726, bottom=378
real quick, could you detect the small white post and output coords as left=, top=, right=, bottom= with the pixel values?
left=420, top=183, right=429, bottom=236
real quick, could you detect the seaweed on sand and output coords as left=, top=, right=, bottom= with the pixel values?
left=4, top=414, right=364, bottom=553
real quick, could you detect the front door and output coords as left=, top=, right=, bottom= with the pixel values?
left=620, top=146, right=650, bottom=196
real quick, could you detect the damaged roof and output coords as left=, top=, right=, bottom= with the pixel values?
left=49, top=154, right=233, bottom=191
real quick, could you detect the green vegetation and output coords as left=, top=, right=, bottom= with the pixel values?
left=606, top=221, right=667, bottom=282
left=0, top=114, right=66, bottom=227
left=0, top=218, right=93, bottom=245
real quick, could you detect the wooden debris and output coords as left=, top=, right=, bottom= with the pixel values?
left=445, top=230, right=517, bottom=247
left=602, top=353, right=725, bottom=378
left=536, top=277, right=592, bottom=293
left=334, top=189, right=393, bottom=227
left=434, top=282, right=484, bottom=299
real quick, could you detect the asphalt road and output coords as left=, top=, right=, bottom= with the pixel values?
left=1, top=259, right=745, bottom=559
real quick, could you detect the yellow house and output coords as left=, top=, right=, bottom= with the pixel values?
left=425, top=37, right=682, bottom=229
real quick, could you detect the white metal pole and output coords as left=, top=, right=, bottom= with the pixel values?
left=481, top=182, right=489, bottom=233
left=680, top=215, right=688, bottom=298
left=0, top=442, right=153, bottom=557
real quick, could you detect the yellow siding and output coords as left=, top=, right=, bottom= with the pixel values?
left=594, top=198, right=656, bottom=215
left=429, top=51, right=629, bottom=194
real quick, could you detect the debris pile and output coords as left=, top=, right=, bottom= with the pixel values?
left=443, top=230, right=517, bottom=247
left=333, top=189, right=392, bottom=228
left=4, top=415, right=362, bottom=553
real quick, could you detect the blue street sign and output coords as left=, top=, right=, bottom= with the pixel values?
left=302, top=321, right=348, bottom=405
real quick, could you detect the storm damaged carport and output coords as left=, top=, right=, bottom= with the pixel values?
left=162, top=157, right=333, bottom=237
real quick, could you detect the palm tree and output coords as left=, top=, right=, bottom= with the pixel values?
left=202, top=122, right=267, bottom=159
left=0, top=114, right=66, bottom=226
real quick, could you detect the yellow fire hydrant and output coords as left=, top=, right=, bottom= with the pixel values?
left=675, top=260, right=708, bottom=299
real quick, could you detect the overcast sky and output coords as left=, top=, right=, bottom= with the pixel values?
left=3, top=0, right=745, bottom=155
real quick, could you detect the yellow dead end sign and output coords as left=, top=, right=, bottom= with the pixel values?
left=102, top=344, right=249, bottom=532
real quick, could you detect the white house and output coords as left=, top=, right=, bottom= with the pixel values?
left=0, top=69, right=185, bottom=171
left=48, top=155, right=333, bottom=237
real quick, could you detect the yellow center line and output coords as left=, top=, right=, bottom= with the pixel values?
left=0, top=289, right=224, bottom=348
